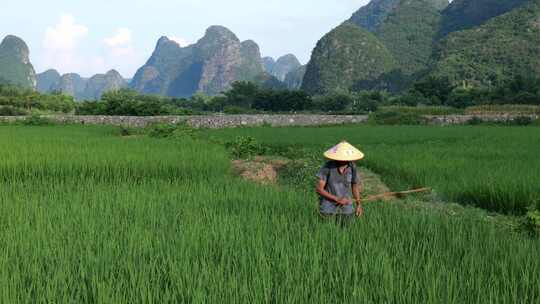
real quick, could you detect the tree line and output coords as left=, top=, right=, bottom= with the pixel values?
left=2, top=74, right=540, bottom=116
left=0, top=81, right=75, bottom=115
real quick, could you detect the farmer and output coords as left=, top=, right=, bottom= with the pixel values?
left=315, top=141, right=364, bottom=225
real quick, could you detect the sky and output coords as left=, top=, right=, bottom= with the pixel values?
left=0, top=0, right=370, bottom=78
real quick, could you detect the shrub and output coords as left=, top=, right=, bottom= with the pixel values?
left=352, top=91, right=383, bottom=113
left=146, top=122, right=197, bottom=139
left=0, top=106, right=28, bottom=116
left=312, top=91, right=353, bottom=112
left=522, top=208, right=540, bottom=237
left=147, top=123, right=177, bottom=138
left=225, top=136, right=266, bottom=159
left=465, top=105, right=540, bottom=115
left=223, top=106, right=251, bottom=114
left=448, top=87, right=475, bottom=108
left=378, top=106, right=463, bottom=115
left=119, top=127, right=132, bottom=137
left=466, top=116, right=483, bottom=125
left=509, top=116, right=533, bottom=126
left=22, top=115, right=55, bottom=126
left=172, top=122, right=197, bottom=138
left=371, top=111, right=427, bottom=125
left=22, top=115, right=54, bottom=126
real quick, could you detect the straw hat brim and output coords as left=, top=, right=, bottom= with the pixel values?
left=324, top=152, right=364, bottom=162
left=323, top=141, right=365, bottom=161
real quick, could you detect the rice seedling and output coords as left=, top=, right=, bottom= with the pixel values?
left=1, top=124, right=539, bottom=302
left=203, top=125, right=540, bottom=214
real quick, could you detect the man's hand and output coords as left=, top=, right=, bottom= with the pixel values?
left=355, top=205, right=364, bottom=217
left=336, top=197, right=352, bottom=205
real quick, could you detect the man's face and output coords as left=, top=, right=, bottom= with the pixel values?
left=336, top=161, right=349, bottom=167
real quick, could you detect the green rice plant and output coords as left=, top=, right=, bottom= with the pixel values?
left=1, top=124, right=539, bottom=302
left=146, top=123, right=178, bottom=138
left=225, top=136, right=267, bottom=159
left=523, top=208, right=540, bottom=237
left=203, top=125, right=540, bottom=214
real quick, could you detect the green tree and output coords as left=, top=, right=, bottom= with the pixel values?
left=224, top=81, right=260, bottom=109
left=412, top=76, right=455, bottom=105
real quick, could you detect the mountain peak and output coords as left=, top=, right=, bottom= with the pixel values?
left=155, top=36, right=183, bottom=51
left=240, top=40, right=261, bottom=57
left=84, top=70, right=127, bottom=100
left=105, top=69, right=123, bottom=77
left=39, top=69, right=61, bottom=77
left=0, top=35, right=36, bottom=88
left=203, top=25, right=239, bottom=42
left=439, top=0, right=529, bottom=37
left=350, top=0, right=449, bottom=32
left=36, top=69, right=61, bottom=92
left=132, top=26, right=267, bottom=97
left=349, top=0, right=401, bottom=32
left=0, top=35, right=30, bottom=63
left=1, top=35, right=29, bottom=50
left=276, top=54, right=300, bottom=65
left=157, top=36, right=171, bottom=45
left=262, top=57, right=276, bottom=73
left=267, top=54, right=302, bottom=81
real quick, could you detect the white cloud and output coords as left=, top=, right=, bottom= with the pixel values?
left=170, top=36, right=189, bottom=47
left=40, top=14, right=91, bottom=75
left=101, top=27, right=143, bottom=77
left=43, top=14, right=88, bottom=51
left=103, top=28, right=132, bottom=47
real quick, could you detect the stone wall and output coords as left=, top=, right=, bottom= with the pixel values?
left=0, top=114, right=537, bottom=128
left=0, top=114, right=369, bottom=128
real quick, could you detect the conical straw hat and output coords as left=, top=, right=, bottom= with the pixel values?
left=324, top=141, right=364, bottom=161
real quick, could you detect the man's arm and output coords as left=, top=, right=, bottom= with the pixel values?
left=352, top=183, right=364, bottom=217
left=316, top=179, right=350, bottom=205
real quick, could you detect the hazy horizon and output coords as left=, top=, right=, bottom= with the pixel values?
left=1, top=0, right=369, bottom=78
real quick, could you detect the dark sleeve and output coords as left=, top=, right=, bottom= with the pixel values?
left=316, top=163, right=330, bottom=181
left=351, top=163, right=360, bottom=184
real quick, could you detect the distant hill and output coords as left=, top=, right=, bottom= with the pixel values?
left=284, top=65, right=307, bottom=90
left=262, top=57, right=275, bottom=73
left=0, top=35, right=36, bottom=89
left=430, top=0, right=540, bottom=85
left=49, top=73, right=88, bottom=99
left=38, top=70, right=127, bottom=100
left=36, top=69, right=61, bottom=93
left=131, top=25, right=271, bottom=97
left=302, top=22, right=397, bottom=94
left=302, top=0, right=540, bottom=93
left=83, top=70, right=127, bottom=100
left=303, top=0, right=448, bottom=93
left=262, top=54, right=301, bottom=81
left=375, top=0, right=447, bottom=76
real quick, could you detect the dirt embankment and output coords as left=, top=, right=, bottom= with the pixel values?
left=232, top=157, right=289, bottom=185
left=232, top=156, right=391, bottom=198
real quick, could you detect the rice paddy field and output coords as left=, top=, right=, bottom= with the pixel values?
left=204, top=125, right=540, bottom=214
left=1, top=124, right=540, bottom=303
